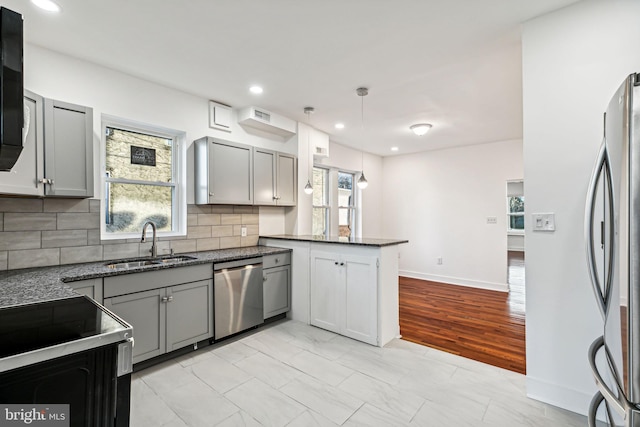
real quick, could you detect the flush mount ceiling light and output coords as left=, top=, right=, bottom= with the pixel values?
left=335, top=123, right=345, bottom=130
left=356, top=87, right=368, bottom=190
left=410, top=123, right=432, bottom=136
left=249, top=85, right=263, bottom=95
left=304, top=107, right=314, bottom=195
left=31, top=0, right=61, bottom=12
left=391, top=147, right=399, bottom=152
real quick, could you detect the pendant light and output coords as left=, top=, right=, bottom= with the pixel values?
left=356, top=87, right=369, bottom=189
left=303, top=106, right=314, bottom=195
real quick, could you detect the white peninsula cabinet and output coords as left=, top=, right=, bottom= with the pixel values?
left=259, top=235, right=408, bottom=347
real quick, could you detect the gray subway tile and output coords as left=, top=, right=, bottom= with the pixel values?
left=234, top=224, right=259, bottom=236
left=4, top=213, right=57, bottom=231
left=241, top=236, right=259, bottom=247
left=61, top=246, right=103, bottom=265
left=211, top=205, right=234, bottom=214
left=187, top=205, right=212, bottom=214
left=187, top=214, right=198, bottom=227
left=233, top=206, right=254, bottom=214
left=42, top=230, right=88, bottom=248
left=8, top=248, right=59, bottom=270
left=241, top=214, right=259, bottom=225
left=103, top=243, right=140, bottom=260
left=188, top=226, right=212, bottom=239
left=0, top=231, right=41, bottom=251
left=89, top=199, right=101, bottom=213
left=196, top=238, right=220, bottom=252
left=0, top=198, right=43, bottom=213
left=220, top=214, right=242, bottom=225
left=212, top=225, right=234, bottom=238
left=220, top=236, right=241, bottom=249
left=0, top=213, right=3, bottom=231
left=139, top=241, right=171, bottom=257
left=44, top=199, right=90, bottom=213
left=57, top=212, right=100, bottom=230
left=170, top=240, right=197, bottom=254
left=0, top=251, right=7, bottom=270
left=88, top=229, right=101, bottom=245
left=197, top=214, right=221, bottom=226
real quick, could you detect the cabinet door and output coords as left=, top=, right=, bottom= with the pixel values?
left=208, top=139, right=253, bottom=204
left=310, top=251, right=342, bottom=334
left=104, top=289, right=166, bottom=364
left=43, top=99, right=93, bottom=197
left=0, top=91, right=44, bottom=196
left=263, top=265, right=290, bottom=319
left=343, top=255, right=378, bottom=345
left=67, top=278, right=103, bottom=304
left=253, top=148, right=276, bottom=205
left=166, top=279, right=214, bottom=352
left=276, top=153, right=296, bottom=206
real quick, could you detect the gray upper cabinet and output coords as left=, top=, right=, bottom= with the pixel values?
left=250, top=148, right=297, bottom=206
left=0, top=92, right=94, bottom=198
left=194, top=137, right=253, bottom=205
left=43, top=99, right=94, bottom=197
left=276, top=152, right=296, bottom=206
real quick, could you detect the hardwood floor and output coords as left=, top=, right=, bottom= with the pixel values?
left=399, top=251, right=526, bottom=374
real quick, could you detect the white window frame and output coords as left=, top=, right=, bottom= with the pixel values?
left=312, top=165, right=361, bottom=238
left=312, top=166, right=330, bottom=237
left=337, top=170, right=357, bottom=238
left=507, top=180, right=524, bottom=235
left=101, top=115, right=186, bottom=240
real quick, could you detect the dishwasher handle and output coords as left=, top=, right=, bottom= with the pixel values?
left=216, top=264, right=262, bottom=274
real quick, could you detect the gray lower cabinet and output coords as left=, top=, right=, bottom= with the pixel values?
left=103, top=264, right=213, bottom=364
left=263, top=253, right=291, bottom=319
left=67, top=278, right=103, bottom=304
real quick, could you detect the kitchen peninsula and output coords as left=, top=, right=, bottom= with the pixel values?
left=259, top=235, right=408, bottom=347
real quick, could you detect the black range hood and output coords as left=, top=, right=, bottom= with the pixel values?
left=0, top=7, right=23, bottom=172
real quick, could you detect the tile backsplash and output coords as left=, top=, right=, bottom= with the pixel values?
left=0, top=198, right=260, bottom=271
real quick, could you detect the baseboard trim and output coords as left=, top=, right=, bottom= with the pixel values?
left=399, top=270, right=509, bottom=293
left=526, top=375, right=593, bottom=417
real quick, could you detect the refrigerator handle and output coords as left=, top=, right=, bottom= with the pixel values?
left=588, top=336, right=627, bottom=418
left=584, top=140, right=609, bottom=319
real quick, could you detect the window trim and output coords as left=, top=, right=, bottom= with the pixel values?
left=101, top=115, right=186, bottom=240
left=312, top=166, right=330, bottom=237
left=312, top=166, right=361, bottom=238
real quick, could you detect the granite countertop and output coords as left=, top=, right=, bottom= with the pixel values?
left=260, top=234, right=409, bottom=247
left=0, top=246, right=291, bottom=309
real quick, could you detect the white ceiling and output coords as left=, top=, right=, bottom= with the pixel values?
left=5, top=0, right=579, bottom=156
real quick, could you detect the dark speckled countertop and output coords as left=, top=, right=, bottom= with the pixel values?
left=0, top=246, right=291, bottom=309
left=260, top=234, right=408, bottom=247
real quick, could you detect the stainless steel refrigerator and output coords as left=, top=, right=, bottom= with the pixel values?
left=586, top=72, right=640, bottom=426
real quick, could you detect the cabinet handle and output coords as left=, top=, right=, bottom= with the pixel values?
left=39, top=178, right=54, bottom=185
left=209, top=192, right=214, bottom=197
left=275, top=258, right=279, bottom=264
left=335, top=261, right=339, bottom=265
left=167, top=296, right=173, bottom=302
left=263, top=276, right=267, bottom=282
left=161, top=296, right=169, bottom=303
left=340, top=262, right=344, bottom=266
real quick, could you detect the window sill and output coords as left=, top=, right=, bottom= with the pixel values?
left=508, top=230, right=525, bottom=236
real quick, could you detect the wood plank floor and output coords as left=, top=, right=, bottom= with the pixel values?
left=399, top=251, right=526, bottom=374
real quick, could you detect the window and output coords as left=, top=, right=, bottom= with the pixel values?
left=338, top=172, right=355, bottom=238
left=103, top=118, right=184, bottom=238
left=507, top=181, right=524, bottom=231
left=312, top=167, right=329, bottom=236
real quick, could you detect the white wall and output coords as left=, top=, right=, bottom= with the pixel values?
left=522, top=0, right=640, bottom=415
left=382, top=140, right=523, bottom=292
left=22, top=44, right=298, bottom=204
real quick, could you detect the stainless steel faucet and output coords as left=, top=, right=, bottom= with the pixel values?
left=141, top=221, right=158, bottom=258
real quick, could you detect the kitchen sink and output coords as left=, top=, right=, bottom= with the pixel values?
left=105, top=255, right=197, bottom=269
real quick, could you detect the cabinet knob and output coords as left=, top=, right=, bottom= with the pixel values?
left=263, top=276, right=267, bottom=282
left=340, top=262, right=344, bottom=266
left=209, top=192, right=214, bottom=197
left=39, top=178, right=54, bottom=185
left=275, top=258, right=279, bottom=264
left=335, top=261, right=339, bottom=265
left=161, top=296, right=169, bottom=303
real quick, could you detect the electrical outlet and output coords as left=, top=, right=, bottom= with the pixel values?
left=241, top=226, right=247, bottom=237
left=437, top=257, right=443, bottom=265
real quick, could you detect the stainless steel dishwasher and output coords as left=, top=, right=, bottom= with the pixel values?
left=214, top=258, right=264, bottom=339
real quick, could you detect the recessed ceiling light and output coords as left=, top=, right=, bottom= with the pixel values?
left=335, top=123, right=345, bottom=129
left=391, top=147, right=399, bottom=152
left=31, top=0, right=61, bottom=12
left=249, top=85, right=263, bottom=95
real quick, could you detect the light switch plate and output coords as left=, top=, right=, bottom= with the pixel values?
left=486, top=216, right=497, bottom=224
left=532, top=213, right=555, bottom=232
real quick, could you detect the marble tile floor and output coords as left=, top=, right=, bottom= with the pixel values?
left=131, top=320, right=590, bottom=427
